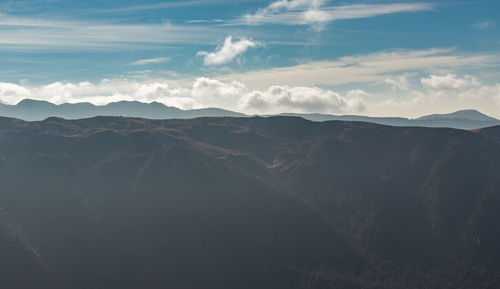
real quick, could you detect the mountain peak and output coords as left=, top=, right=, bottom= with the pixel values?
left=417, top=109, right=497, bottom=122
left=16, top=99, right=55, bottom=107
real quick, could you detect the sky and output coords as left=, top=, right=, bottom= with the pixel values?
left=0, top=0, right=499, bottom=118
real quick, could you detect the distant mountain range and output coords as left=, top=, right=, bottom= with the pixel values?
left=0, top=99, right=245, bottom=121
left=1, top=116, right=500, bottom=288
left=277, top=109, right=500, bottom=130
left=1, top=99, right=499, bottom=129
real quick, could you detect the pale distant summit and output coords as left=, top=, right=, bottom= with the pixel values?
left=416, top=109, right=497, bottom=122
left=276, top=109, right=500, bottom=130
left=16, top=98, right=55, bottom=108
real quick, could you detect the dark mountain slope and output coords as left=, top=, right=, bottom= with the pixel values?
left=476, top=125, right=500, bottom=145
left=0, top=116, right=500, bottom=288
left=0, top=117, right=359, bottom=289
left=0, top=206, right=49, bottom=289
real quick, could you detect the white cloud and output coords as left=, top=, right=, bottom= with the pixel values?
left=240, top=0, right=327, bottom=28
left=385, top=75, right=411, bottom=90
left=187, top=77, right=366, bottom=114
left=239, top=2, right=434, bottom=28
left=0, top=82, right=32, bottom=104
left=192, top=77, right=245, bottom=99
left=133, top=58, right=171, bottom=65
left=188, top=78, right=366, bottom=114
left=196, top=36, right=260, bottom=66
left=238, top=86, right=366, bottom=114
left=421, top=74, right=480, bottom=90
left=472, top=20, right=495, bottom=29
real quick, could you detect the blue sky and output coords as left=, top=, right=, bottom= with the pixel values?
left=0, top=0, right=499, bottom=117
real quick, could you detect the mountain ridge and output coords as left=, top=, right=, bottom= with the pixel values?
left=276, top=109, right=500, bottom=129
left=1, top=99, right=245, bottom=121
left=416, top=109, right=497, bottom=121
left=1, top=99, right=498, bottom=129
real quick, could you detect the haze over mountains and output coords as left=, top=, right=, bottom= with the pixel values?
left=1, top=99, right=499, bottom=130
left=0, top=99, right=245, bottom=121
left=1, top=116, right=500, bottom=289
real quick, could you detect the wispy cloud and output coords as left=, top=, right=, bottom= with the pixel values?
left=472, top=20, right=495, bottom=29
left=187, top=19, right=224, bottom=24
left=89, top=0, right=255, bottom=14
left=133, top=58, right=171, bottom=65
left=235, top=2, right=435, bottom=29
left=91, top=1, right=209, bottom=13
left=216, top=48, right=500, bottom=88
left=0, top=14, right=225, bottom=50
left=196, top=36, right=261, bottom=66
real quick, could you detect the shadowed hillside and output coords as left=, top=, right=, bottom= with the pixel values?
left=0, top=116, right=500, bottom=289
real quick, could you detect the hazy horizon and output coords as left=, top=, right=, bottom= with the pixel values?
left=2, top=97, right=499, bottom=120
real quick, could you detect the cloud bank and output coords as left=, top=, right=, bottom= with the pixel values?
left=0, top=78, right=366, bottom=115
left=239, top=85, right=366, bottom=113
left=1, top=72, right=500, bottom=118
